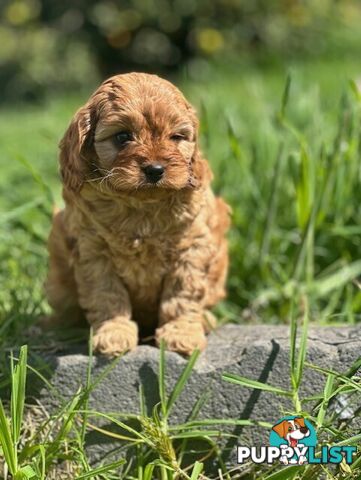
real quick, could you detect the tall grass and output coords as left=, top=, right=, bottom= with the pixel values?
left=0, top=344, right=127, bottom=479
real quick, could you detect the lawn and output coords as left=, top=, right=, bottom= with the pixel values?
left=0, top=58, right=360, bottom=478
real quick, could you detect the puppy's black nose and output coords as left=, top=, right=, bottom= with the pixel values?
left=142, top=164, right=164, bottom=183
left=300, top=427, right=308, bottom=434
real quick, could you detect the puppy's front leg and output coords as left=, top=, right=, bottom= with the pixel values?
left=156, top=254, right=214, bottom=355
left=75, top=249, right=138, bottom=356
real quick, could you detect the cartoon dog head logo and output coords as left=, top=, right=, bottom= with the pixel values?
left=269, top=416, right=317, bottom=465
left=272, top=417, right=310, bottom=448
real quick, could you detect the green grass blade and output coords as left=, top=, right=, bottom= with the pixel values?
left=305, top=363, right=361, bottom=392
left=264, top=466, right=300, bottom=479
left=11, top=346, right=27, bottom=444
left=259, top=142, right=284, bottom=265
left=334, top=433, right=361, bottom=446
left=165, top=349, right=200, bottom=417
left=159, top=339, right=167, bottom=418
left=172, top=419, right=272, bottom=430
left=17, top=465, right=37, bottom=479
left=0, top=398, right=17, bottom=474
left=310, top=260, right=361, bottom=298
left=143, top=463, right=155, bottom=480
left=139, top=383, right=146, bottom=417
left=74, top=459, right=125, bottom=479
left=343, top=355, right=361, bottom=378
left=316, top=373, right=334, bottom=428
left=295, top=298, right=309, bottom=388
left=280, top=73, right=291, bottom=118
left=185, top=384, right=212, bottom=423
left=81, top=330, right=93, bottom=444
left=0, top=198, right=44, bottom=224
left=289, top=299, right=297, bottom=388
left=78, top=410, right=150, bottom=444
left=349, top=79, right=361, bottom=103
left=222, top=373, right=293, bottom=397
left=190, top=461, right=204, bottom=480
left=171, top=430, right=224, bottom=439
left=13, top=153, right=54, bottom=205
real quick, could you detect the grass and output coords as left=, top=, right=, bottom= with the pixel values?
left=0, top=56, right=361, bottom=477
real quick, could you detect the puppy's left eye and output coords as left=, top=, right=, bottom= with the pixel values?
left=170, top=134, right=186, bottom=141
left=114, top=131, right=133, bottom=147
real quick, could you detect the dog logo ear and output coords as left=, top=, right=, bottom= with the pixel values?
left=294, top=417, right=306, bottom=428
left=59, top=104, right=95, bottom=192
left=272, top=420, right=288, bottom=439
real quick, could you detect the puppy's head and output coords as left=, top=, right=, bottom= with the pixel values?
left=60, top=73, right=206, bottom=195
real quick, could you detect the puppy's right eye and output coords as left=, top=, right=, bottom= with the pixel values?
left=170, top=134, right=186, bottom=141
left=114, top=131, right=132, bottom=147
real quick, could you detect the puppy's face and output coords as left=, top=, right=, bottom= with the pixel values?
left=60, top=73, right=200, bottom=194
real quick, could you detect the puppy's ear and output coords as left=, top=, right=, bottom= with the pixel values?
left=186, top=103, right=213, bottom=188
left=190, top=150, right=213, bottom=188
left=59, top=104, right=95, bottom=191
left=272, top=421, right=288, bottom=439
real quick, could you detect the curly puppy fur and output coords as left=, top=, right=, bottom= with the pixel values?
left=45, top=73, right=230, bottom=356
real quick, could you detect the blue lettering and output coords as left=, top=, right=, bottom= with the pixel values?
left=308, top=447, right=320, bottom=464
left=341, top=446, right=357, bottom=464
left=328, top=447, right=343, bottom=464
left=321, top=446, right=329, bottom=464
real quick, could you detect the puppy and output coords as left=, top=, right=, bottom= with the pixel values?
left=45, top=73, right=230, bottom=356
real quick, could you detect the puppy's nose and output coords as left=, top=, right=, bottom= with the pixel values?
left=300, top=427, right=308, bottom=434
left=142, top=164, right=164, bottom=183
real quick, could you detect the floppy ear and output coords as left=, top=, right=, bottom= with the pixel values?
left=272, top=420, right=288, bottom=439
left=186, top=103, right=213, bottom=188
left=294, top=417, right=306, bottom=428
left=59, top=104, right=95, bottom=191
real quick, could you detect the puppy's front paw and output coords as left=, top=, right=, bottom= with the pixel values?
left=93, top=317, right=138, bottom=356
left=155, top=319, right=207, bottom=355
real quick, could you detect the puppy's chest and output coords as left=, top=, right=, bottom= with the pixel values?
left=108, top=229, right=176, bottom=290
left=111, top=232, right=173, bottom=266
left=81, top=197, right=189, bottom=291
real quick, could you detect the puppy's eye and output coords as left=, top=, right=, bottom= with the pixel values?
left=288, top=426, right=293, bottom=431
left=114, top=131, right=132, bottom=147
left=170, top=134, right=186, bottom=141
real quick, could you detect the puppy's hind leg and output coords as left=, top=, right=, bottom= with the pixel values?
left=43, top=210, right=85, bottom=328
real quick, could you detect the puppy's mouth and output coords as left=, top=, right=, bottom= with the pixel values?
left=88, top=165, right=196, bottom=194
left=140, top=176, right=197, bottom=190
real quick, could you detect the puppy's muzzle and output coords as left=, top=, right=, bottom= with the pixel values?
left=142, top=164, right=164, bottom=184
left=300, top=427, right=308, bottom=435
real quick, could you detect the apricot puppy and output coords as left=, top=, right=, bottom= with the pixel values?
left=45, top=73, right=230, bottom=356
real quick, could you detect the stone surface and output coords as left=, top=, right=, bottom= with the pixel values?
left=31, top=324, right=361, bottom=466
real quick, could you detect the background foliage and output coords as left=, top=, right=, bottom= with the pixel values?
left=2, top=0, right=361, bottom=101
